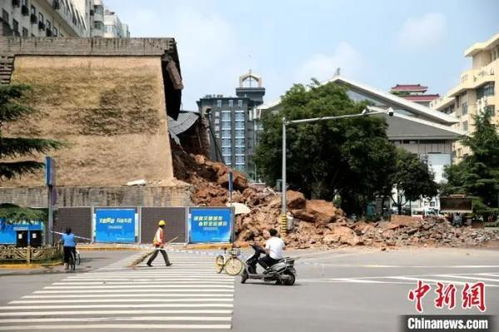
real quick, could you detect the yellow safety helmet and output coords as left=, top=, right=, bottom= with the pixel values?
left=158, top=220, right=166, bottom=226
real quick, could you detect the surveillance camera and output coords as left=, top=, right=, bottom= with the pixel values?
left=387, top=108, right=394, bottom=117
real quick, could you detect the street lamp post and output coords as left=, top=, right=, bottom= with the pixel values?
left=280, top=106, right=393, bottom=233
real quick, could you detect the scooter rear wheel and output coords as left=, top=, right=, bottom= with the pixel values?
left=282, top=271, right=296, bottom=286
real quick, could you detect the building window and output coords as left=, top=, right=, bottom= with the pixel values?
left=22, top=0, right=28, bottom=6
left=38, top=12, right=44, bottom=25
left=235, top=156, right=245, bottom=165
left=216, top=100, right=222, bottom=108
left=2, top=9, right=9, bottom=24
left=235, top=122, right=245, bottom=129
left=477, top=82, right=495, bottom=99
left=221, top=129, right=231, bottom=138
left=22, top=27, right=28, bottom=37
left=222, top=138, right=231, bottom=147
left=485, top=105, right=495, bottom=116
left=228, top=100, right=233, bottom=107
left=235, top=110, right=245, bottom=121
left=221, top=111, right=231, bottom=121
left=222, top=147, right=231, bottom=155
left=214, top=118, right=220, bottom=125
left=237, top=100, right=243, bottom=108
left=235, top=138, right=244, bottom=147
left=12, top=19, right=19, bottom=35
left=235, top=129, right=245, bottom=138
left=235, top=147, right=245, bottom=155
left=461, top=102, right=468, bottom=115
left=53, top=27, right=58, bottom=36
left=462, top=121, right=468, bottom=132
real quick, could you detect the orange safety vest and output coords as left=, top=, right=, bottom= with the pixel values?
left=153, top=227, right=165, bottom=246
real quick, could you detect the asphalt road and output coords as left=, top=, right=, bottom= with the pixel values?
left=0, top=247, right=497, bottom=331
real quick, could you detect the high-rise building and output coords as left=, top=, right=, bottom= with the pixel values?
left=431, top=33, right=498, bottom=161
left=103, top=8, right=128, bottom=38
left=0, top=0, right=129, bottom=38
left=197, top=71, right=265, bottom=178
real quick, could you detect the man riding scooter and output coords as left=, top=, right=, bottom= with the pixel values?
left=258, top=228, right=286, bottom=272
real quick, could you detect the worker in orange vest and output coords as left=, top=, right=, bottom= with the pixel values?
left=146, top=220, right=172, bottom=267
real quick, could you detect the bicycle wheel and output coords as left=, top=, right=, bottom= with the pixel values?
left=224, top=257, right=244, bottom=276
left=215, top=255, right=224, bottom=273
left=76, top=251, right=81, bottom=265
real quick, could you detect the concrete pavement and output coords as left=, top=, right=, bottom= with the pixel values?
left=0, top=247, right=497, bottom=331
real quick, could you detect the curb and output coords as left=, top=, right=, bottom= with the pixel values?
left=0, top=260, right=62, bottom=269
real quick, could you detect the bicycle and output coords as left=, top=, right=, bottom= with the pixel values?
left=68, top=249, right=79, bottom=271
left=215, top=247, right=244, bottom=276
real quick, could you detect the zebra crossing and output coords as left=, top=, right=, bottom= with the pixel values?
left=301, top=272, right=499, bottom=287
left=0, top=251, right=235, bottom=330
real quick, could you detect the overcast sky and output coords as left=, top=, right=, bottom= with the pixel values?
left=105, top=0, right=499, bottom=110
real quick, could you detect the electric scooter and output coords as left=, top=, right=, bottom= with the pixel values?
left=240, top=244, right=296, bottom=285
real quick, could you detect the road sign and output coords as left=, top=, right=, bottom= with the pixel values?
left=188, top=207, right=233, bottom=243
left=94, top=208, right=137, bottom=243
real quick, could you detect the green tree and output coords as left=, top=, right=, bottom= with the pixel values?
left=443, top=109, right=499, bottom=215
left=255, top=81, right=397, bottom=214
left=390, top=148, right=438, bottom=214
left=0, top=84, right=62, bottom=222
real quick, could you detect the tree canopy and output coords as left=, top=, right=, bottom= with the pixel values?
left=0, top=84, right=62, bottom=222
left=391, top=148, right=438, bottom=214
left=255, top=81, right=398, bottom=214
left=442, top=109, right=499, bottom=215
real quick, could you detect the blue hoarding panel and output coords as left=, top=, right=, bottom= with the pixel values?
left=188, top=207, right=233, bottom=244
left=95, top=208, right=137, bottom=243
left=0, top=219, right=44, bottom=244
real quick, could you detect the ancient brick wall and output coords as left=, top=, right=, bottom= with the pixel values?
left=0, top=186, right=192, bottom=208
left=3, top=55, right=175, bottom=187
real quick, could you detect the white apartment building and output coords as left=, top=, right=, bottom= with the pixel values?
left=431, top=33, right=498, bottom=161
left=0, top=0, right=128, bottom=38
left=103, top=8, right=128, bottom=38
left=1, top=0, right=88, bottom=37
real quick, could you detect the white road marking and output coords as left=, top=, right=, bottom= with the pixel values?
left=385, top=276, right=499, bottom=287
left=52, top=281, right=233, bottom=285
left=23, top=294, right=233, bottom=299
left=0, top=304, right=233, bottom=310
left=34, top=289, right=234, bottom=293
left=44, top=284, right=234, bottom=289
left=10, top=299, right=234, bottom=304
left=0, top=310, right=233, bottom=317
left=434, top=275, right=499, bottom=283
left=0, top=251, right=236, bottom=330
left=0, top=317, right=232, bottom=323
left=0, top=324, right=231, bottom=330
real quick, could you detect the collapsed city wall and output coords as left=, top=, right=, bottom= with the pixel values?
left=0, top=37, right=186, bottom=207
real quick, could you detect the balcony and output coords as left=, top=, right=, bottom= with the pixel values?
left=21, top=5, right=29, bottom=16
left=30, top=14, right=38, bottom=24
left=449, top=65, right=495, bottom=97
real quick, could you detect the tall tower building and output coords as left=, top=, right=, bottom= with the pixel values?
left=197, top=71, right=266, bottom=179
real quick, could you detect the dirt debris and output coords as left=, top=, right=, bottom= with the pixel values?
left=173, top=151, right=499, bottom=249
